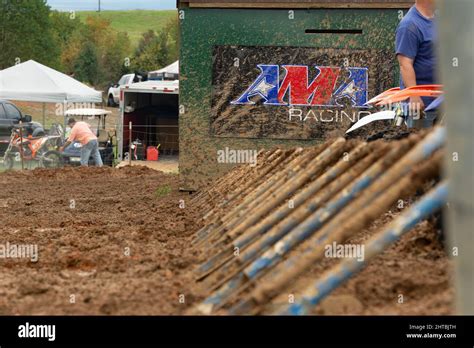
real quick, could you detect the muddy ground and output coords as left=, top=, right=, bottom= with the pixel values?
left=269, top=209, right=454, bottom=315
left=0, top=166, right=205, bottom=315
left=0, top=164, right=454, bottom=315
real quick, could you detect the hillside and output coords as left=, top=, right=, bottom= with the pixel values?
left=77, top=10, right=177, bottom=47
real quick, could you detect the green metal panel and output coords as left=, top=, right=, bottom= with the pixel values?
left=179, top=8, right=405, bottom=190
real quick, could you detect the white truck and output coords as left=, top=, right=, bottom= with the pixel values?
left=107, top=73, right=136, bottom=107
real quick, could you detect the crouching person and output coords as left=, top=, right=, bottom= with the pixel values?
left=60, top=118, right=103, bottom=167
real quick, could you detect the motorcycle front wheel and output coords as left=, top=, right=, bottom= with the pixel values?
left=3, top=153, right=14, bottom=170
left=40, top=151, right=63, bottom=168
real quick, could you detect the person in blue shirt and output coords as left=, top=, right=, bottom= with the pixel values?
left=395, top=0, right=436, bottom=117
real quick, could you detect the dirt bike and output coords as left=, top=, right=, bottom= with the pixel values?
left=3, top=124, right=64, bottom=169
left=346, top=84, right=444, bottom=134
left=39, top=123, right=86, bottom=168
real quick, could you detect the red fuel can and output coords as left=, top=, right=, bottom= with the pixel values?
left=147, top=146, right=159, bottom=161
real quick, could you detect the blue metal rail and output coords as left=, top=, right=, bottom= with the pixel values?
left=279, top=181, right=448, bottom=315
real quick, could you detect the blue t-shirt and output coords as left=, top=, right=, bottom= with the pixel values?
left=395, top=6, right=436, bottom=90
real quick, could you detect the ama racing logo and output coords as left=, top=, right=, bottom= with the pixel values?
left=231, top=65, right=368, bottom=108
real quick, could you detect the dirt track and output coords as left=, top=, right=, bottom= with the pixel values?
left=0, top=166, right=204, bottom=315
left=0, top=165, right=454, bottom=315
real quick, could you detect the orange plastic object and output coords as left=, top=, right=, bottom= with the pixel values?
left=367, top=85, right=443, bottom=106
left=376, top=89, right=443, bottom=106
left=147, top=146, right=159, bottom=161
left=366, top=87, right=400, bottom=105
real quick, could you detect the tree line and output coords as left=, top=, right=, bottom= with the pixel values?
left=0, top=0, right=178, bottom=88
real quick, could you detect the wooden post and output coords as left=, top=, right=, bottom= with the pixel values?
left=129, top=121, right=132, bottom=166
left=439, top=0, right=474, bottom=315
left=18, top=121, right=24, bottom=170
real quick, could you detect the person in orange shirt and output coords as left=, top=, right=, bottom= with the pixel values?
left=60, top=118, right=103, bottom=167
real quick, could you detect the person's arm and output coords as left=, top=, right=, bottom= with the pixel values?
left=397, top=54, right=424, bottom=113
left=60, top=140, right=72, bottom=151
left=60, top=126, right=76, bottom=151
left=395, top=23, right=424, bottom=115
left=397, top=54, right=417, bottom=87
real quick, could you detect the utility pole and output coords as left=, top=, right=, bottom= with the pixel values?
left=98, top=0, right=101, bottom=13
left=438, top=0, right=474, bottom=315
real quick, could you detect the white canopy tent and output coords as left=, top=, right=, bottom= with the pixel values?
left=0, top=60, right=102, bottom=103
left=0, top=60, right=103, bottom=127
left=148, top=60, right=179, bottom=80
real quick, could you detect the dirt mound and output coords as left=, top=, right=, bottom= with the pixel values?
left=0, top=166, right=204, bottom=315
left=345, top=122, right=422, bottom=142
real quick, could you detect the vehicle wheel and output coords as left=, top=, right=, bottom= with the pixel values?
left=3, top=154, right=14, bottom=170
left=100, top=148, right=114, bottom=166
left=107, top=94, right=116, bottom=107
left=105, top=151, right=115, bottom=166
left=41, top=151, right=63, bottom=168
left=32, top=127, right=45, bottom=137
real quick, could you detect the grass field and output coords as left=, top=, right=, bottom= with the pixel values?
left=76, top=10, right=177, bottom=48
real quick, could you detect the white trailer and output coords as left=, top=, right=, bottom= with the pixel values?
left=117, top=80, right=179, bottom=161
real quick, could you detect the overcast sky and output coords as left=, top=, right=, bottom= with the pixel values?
left=46, top=0, right=176, bottom=11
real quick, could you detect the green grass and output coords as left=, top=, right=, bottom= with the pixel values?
left=76, top=10, right=177, bottom=48
left=154, top=185, right=172, bottom=197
